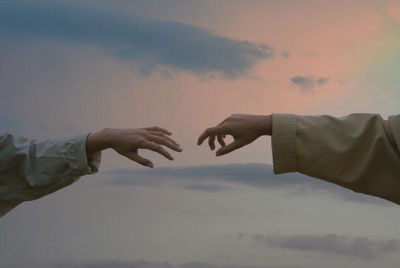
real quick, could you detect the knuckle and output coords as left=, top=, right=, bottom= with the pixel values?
left=155, top=144, right=163, bottom=151
left=137, top=139, right=147, bottom=147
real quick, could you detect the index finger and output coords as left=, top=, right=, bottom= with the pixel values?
left=197, top=125, right=227, bottom=145
left=146, top=126, right=172, bottom=135
left=142, top=141, right=174, bottom=160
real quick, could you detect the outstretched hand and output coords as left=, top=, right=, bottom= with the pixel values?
left=87, top=126, right=182, bottom=168
left=86, top=114, right=272, bottom=167
left=197, top=114, right=272, bottom=156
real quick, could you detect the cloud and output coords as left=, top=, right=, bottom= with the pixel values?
left=183, top=184, right=229, bottom=192
left=290, top=75, right=330, bottom=92
left=106, top=163, right=392, bottom=206
left=106, top=163, right=311, bottom=188
left=4, top=259, right=295, bottom=268
left=54, top=260, right=174, bottom=268
left=246, top=233, right=400, bottom=259
left=48, top=260, right=293, bottom=268
left=180, top=263, right=288, bottom=268
left=281, top=51, right=290, bottom=58
left=0, top=0, right=272, bottom=78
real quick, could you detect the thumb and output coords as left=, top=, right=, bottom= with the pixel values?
left=216, top=139, right=245, bottom=156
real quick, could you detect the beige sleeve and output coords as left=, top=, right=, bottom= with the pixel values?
left=271, top=113, right=400, bottom=205
left=0, top=133, right=101, bottom=216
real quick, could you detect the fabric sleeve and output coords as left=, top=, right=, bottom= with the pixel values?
left=0, top=133, right=101, bottom=216
left=271, top=113, right=400, bottom=205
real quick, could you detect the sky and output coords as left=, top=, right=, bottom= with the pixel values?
left=1, top=0, right=400, bottom=267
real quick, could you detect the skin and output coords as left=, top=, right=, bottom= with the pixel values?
left=86, top=126, right=182, bottom=168
left=85, top=114, right=271, bottom=168
left=197, top=114, right=272, bottom=156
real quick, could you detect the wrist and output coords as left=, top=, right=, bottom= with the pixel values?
left=256, top=114, right=272, bottom=136
left=87, top=128, right=113, bottom=155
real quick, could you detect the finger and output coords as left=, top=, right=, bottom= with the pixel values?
left=146, top=126, right=172, bottom=135
left=216, top=139, right=245, bottom=156
left=208, top=135, right=216, bottom=150
left=197, top=125, right=227, bottom=145
left=148, top=134, right=182, bottom=152
left=124, top=152, right=154, bottom=168
left=149, top=131, right=180, bottom=146
left=217, top=134, right=226, bottom=147
left=142, top=141, right=174, bottom=160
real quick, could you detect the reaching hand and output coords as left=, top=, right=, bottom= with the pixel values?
left=87, top=126, right=182, bottom=168
left=197, top=114, right=272, bottom=156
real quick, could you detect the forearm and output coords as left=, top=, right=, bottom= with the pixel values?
left=271, top=113, right=400, bottom=204
left=0, top=133, right=100, bottom=216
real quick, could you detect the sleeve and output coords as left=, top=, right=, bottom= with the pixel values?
left=0, top=133, right=101, bottom=216
left=271, top=113, right=400, bottom=205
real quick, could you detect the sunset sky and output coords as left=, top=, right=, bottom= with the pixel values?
left=1, top=1, right=400, bottom=267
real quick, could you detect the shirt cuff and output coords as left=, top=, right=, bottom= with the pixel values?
left=271, top=113, right=297, bottom=174
left=388, top=115, right=400, bottom=152
left=67, top=134, right=101, bottom=175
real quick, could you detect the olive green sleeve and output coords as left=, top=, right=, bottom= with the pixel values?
left=271, top=113, right=400, bottom=204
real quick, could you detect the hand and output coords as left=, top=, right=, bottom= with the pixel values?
left=87, top=126, right=182, bottom=168
left=197, top=114, right=272, bottom=156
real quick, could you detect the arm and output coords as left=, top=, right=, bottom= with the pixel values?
left=197, top=113, right=400, bottom=204
left=0, top=126, right=181, bottom=216
left=0, top=133, right=96, bottom=216
left=272, top=113, right=400, bottom=204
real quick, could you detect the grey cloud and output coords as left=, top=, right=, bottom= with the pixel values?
left=291, top=75, right=330, bottom=92
left=281, top=51, right=290, bottom=58
left=49, top=260, right=292, bottom=268
left=106, top=163, right=311, bottom=189
left=180, top=263, right=288, bottom=268
left=183, top=184, right=229, bottom=192
left=6, top=259, right=297, bottom=268
left=54, top=260, right=173, bottom=268
left=0, top=0, right=272, bottom=78
left=106, top=164, right=392, bottom=206
left=316, top=77, right=330, bottom=85
left=248, top=233, right=400, bottom=259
